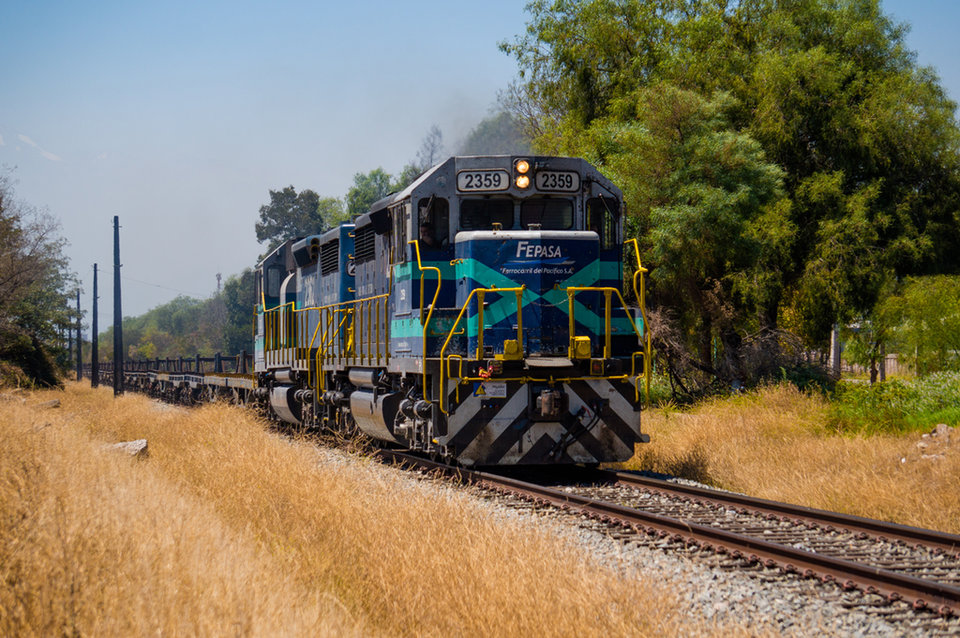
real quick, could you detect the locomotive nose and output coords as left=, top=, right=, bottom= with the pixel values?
left=454, top=229, right=600, bottom=358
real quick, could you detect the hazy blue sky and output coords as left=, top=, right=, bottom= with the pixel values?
left=1, top=1, right=957, bottom=334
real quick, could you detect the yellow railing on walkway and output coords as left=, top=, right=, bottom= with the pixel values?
left=260, top=294, right=391, bottom=393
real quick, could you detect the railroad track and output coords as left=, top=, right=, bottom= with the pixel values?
left=375, top=449, right=960, bottom=618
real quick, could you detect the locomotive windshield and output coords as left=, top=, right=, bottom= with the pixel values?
left=520, top=198, right=573, bottom=230
left=460, top=198, right=513, bottom=230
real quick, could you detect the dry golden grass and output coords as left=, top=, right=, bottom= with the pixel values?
left=626, top=384, right=960, bottom=533
left=0, top=393, right=356, bottom=637
left=0, top=383, right=741, bottom=637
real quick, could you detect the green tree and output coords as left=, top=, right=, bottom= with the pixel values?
left=841, top=278, right=897, bottom=384
left=346, top=168, right=392, bottom=217
left=392, top=163, right=423, bottom=192
left=318, top=196, right=349, bottom=228
left=221, top=269, right=256, bottom=355
left=504, top=0, right=960, bottom=386
left=581, top=86, right=786, bottom=382
left=0, top=171, right=76, bottom=386
left=97, top=269, right=258, bottom=363
left=256, top=186, right=335, bottom=252
left=881, top=276, right=960, bottom=375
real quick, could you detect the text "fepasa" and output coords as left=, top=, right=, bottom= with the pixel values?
left=516, top=241, right=562, bottom=259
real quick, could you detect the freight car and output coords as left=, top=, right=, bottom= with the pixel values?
left=256, top=155, right=652, bottom=466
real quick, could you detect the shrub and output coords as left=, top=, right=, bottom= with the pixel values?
left=881, top=276, right=960, bottom=374
left=0, top=327, right=62, bottom=388
left=830, top=372, right=960, bottom=433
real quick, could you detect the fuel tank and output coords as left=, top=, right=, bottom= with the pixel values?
left=270, top=385, right=301, bottom=424
left=349, top=390, right=404, bottom=443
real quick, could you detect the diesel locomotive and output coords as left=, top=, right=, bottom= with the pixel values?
left=256, top=155, right=651, bottom=466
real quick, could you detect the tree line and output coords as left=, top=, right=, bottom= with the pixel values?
left=501, top=0, right=960, bottom=394
left=96, top=270, right=256, bottom=364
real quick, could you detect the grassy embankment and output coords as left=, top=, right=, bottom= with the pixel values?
left=0, top=383, right=736, bottom=637
left=625, top=384, right=960, bottom=534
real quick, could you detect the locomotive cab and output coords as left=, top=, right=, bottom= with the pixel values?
left=254, top=239, right=298, bottom=374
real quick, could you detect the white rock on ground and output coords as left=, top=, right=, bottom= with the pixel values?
left=106, top=439, right=149, bottom=459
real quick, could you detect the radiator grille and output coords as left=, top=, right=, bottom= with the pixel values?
left=354, top=225, right=376, bottom=263
left=320, top=239, right=339, bottom=275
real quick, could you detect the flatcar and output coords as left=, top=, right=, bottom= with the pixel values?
left=255, top=155, right=651, bottom=466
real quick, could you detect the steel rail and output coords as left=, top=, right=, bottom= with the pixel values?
left=375, top=450, right=960, bottom=615
left=607, top=471, right=960, bottom=558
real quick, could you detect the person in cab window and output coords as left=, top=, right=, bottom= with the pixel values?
left=419, top=222, right=440, bottom=249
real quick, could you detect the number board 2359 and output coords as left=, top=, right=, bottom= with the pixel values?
left=456, top=170, right=510, bottom=192
left=535, top=170, right=580, bottom=192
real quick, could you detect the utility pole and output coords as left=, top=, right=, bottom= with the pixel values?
left=216, top=272, right=222, bottom=295
left=75, top=290, right=82, bottom=381
left=113, top=216, right=123, bottom=396
left=91, top=264, right=99, bottom=388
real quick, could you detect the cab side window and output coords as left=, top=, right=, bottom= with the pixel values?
left=391, top=204, right=408, bottom=264
left=263, top=264, right=282, bottom=307
left=586, top=197, right=620, bottom=250
left=417, top=197, right=449, bottom=249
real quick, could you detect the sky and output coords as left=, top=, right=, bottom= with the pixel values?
left=1, top=0, right=958, bottom=338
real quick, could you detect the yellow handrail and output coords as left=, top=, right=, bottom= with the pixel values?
left=565, top=284, right=648, bottom=402
left=446, top=354, right=465, bottom=406
left=262, top=301, right=297, bottom=358
left=438, top=285, right=525, bottom=415
left=409, top=240, right=442, bottom=403
left=627, top=238, right=652, bottom=403
left=308, top=263, right=396, bottom=390
left=565, top=286, right=643, bottom=340
left=261, top=292, right=388, bottom=393
left=311, top=295, right=387, bottom=368
left=307, top=306, right=351, bottom=391
left=305, top=312, right=327, bottom=390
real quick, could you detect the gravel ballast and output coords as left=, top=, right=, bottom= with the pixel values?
left=313, top=445, right=960, bottom=637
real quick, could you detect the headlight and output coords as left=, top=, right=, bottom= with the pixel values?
left=514, top=159, right=531, bottom=189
